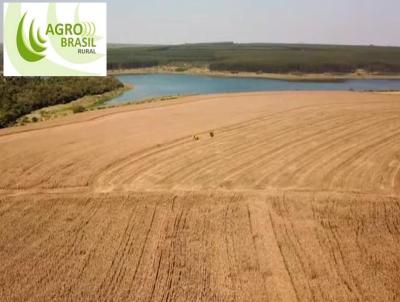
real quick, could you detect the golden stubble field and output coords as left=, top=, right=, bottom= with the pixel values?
left=1, top=91, right=400, bottom=301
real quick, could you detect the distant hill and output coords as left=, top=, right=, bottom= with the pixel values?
left=107, top=42, right=400, bottom=74
left=1, top=43, right=400, bottom=74
left=108, top=43, right=161, bottom=49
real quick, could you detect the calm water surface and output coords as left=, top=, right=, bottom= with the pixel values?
left=107, top=74, right=400, bottom=105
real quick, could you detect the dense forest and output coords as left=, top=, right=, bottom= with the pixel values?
left=107, top=43, right=400, bottom=74
left=0, top=76, right=123, bottom=128
left=2, top=43, right=400, bottom=74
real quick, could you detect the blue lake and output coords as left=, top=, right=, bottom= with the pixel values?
left=107, top=73, right=400, bottom=105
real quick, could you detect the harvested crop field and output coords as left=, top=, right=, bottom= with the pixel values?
left=1, top=91, right=400, bottom=301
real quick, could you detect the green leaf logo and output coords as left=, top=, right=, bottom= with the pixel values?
left=17, top=13, right=47, bottom=62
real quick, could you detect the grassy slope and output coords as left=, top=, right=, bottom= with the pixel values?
left=0, top=76, right=124, bottom=128
left=15, top=83, right=131, bottom=126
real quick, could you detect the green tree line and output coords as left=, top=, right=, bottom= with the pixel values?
left=106, top=43, right=400, bottom=74
left=3, top=43, right=400, bottom=73
left=0, top=76, right=123, bottom=128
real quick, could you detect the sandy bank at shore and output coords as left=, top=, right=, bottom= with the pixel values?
left=108, top=66, right=400, bottom=81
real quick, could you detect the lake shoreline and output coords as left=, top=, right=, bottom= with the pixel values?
left=107, top=73, right=400, bottom=106
left=14, top=83, right=133, bottom=127
left=108, top=66, right=400, bottom=82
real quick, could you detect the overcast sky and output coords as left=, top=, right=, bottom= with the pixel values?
left=1, top=0, right=400, bottom=46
